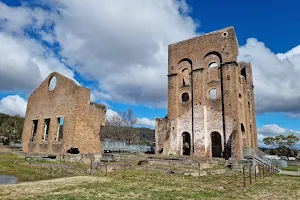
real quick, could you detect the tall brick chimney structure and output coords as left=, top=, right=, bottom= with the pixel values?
left=155, top=27, right=258, bottom=159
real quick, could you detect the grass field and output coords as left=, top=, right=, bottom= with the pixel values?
left=1, top=153, right=300, bottom=200
left=282, top=165, right=299, bottom=172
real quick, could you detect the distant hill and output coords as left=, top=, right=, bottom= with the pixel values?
left=0, top=113, right=24, bottom=144
left=101, top=125, right=155, bottom=145
left=138, top=127, right=155, bottom=144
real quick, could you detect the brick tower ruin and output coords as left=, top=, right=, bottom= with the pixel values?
left=155, top=27, right=258, bottom=159
left=21, top=72, right=106, bottom=159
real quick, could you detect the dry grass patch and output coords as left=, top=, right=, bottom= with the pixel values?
left=0, top=176, right=111, bottom=200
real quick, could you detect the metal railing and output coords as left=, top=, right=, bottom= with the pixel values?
left=102, top=140, right=153, bottom=153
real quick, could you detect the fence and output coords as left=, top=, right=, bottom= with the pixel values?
left=0, top=151, right=278, bottom=189
left=243, top=147, right=282, bottom=168
left=102, top=140, right=154, bottom=153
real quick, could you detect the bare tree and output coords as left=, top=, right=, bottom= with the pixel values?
left=102, top=108, right=139, bottom=143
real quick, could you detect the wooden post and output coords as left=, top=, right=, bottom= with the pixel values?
left=254, top=164, right=257, bottom=182
left=169, top=161, right=172, bottom=183
left=105, top=163, right=108, bottom=176
left=243, top=165, right=247, bottom=188
left=89, top=158, right=93, bottom=175
left=198, top=161, right=201, bottom=180
left=249, top=164, right=252, bottom=185
left=123, top=159, right=126, bottom=179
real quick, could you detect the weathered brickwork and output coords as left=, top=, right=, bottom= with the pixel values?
left=155, top=27, right=258, bottom=159
left=21, top=72, right=106, bottom=156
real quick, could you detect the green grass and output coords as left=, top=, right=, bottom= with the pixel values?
left=282, top=165, right=299, bottom=172
left=0, top=153, right=87, bottom=182
left=1, top=153, right=300, bottom=200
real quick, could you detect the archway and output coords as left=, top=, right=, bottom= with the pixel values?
left=211, top=132, right=222, bottom=157
left=182, top=132, right=191, bottom=156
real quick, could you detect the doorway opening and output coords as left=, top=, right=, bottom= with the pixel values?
left=211, top=132, right=222, bottom=157
left=182, top=132, right=191, bottom=156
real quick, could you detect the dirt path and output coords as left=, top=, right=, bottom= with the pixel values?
left=0, top=176, right=112, bottom=200
left=278, top=170, right=300, bottom=176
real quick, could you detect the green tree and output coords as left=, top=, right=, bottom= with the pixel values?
left=263, top=134, right=299, bottom=157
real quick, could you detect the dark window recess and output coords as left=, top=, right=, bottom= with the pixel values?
left=31, top=120, right=38, bottom=141
left=241, top=67, right=246, bottom=80
left=43, top=119, right=50, bottom=141
left=181, top=93, right=190, bottom=102
left=227, top=75, right=230, bottom=80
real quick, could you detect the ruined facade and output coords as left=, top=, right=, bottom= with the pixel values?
left=155, top=27, right=258, bottom=159
left=21, top=72, right=106, bottom=156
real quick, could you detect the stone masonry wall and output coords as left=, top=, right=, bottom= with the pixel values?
left=21, top=72, right=106, bottom=155
left=156, top=27, right=258, bottom=160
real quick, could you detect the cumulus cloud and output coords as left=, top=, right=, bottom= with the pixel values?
left=0, top=95, right=27, bottom=117
left=1, top=0, right=300, bottom=119
left=257, top=124, right=300, bottom=149
left=239, top=38, right=300, bottom=114
left=0, top=2, right=75, bottom=92
left=39, top=0, right=198, bottom=107
left=0, top=32, right=75, bottom=91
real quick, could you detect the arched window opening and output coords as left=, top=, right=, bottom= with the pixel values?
left=181, top=92, right=190, bottom=103
left=209, top=62, right=219, bottom=68
left=209, top=89, right=217, bottom=100
left=181, top=68, right=190, bottom=86
left=49, top=76, right=57, bottom=91
left=182, top=132, right=191, bottom=156
left=211, top=132, right=222, bottom=157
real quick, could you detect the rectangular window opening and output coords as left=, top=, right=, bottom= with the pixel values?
left=241, top=67, right=247, bottom=80
left=43, top=119, right=50, bottom=141
left=31, top=120, right=38, bottom=141
left=56, top=117, right=64, bottom=142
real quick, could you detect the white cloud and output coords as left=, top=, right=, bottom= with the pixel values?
left=1, top=0, right=300, bottom=117
left=239, top=38, right=300, bottom=114
left=0, top=2, right=76, bottom=92
left=257, top=124, right=300, bottom=149
left=0, top=95, right=27, bottom=117
left=136, top=117, right=155, bottom=128
left=0, top=32, right=75, bottom=91
left=41, top=0, right=198, bottom=107
left=106, top=108, right=155, bottom=128
left=105, top=109, right=119, bottom=120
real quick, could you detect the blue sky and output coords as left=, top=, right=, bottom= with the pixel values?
left=0, top=0, right=299, bottom=147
